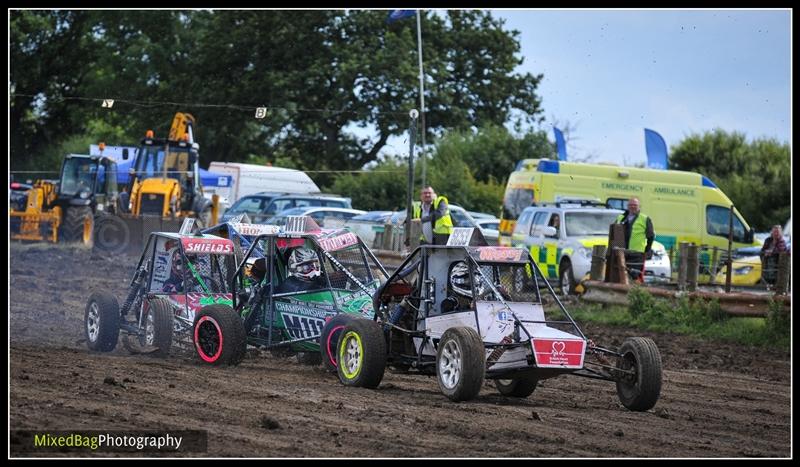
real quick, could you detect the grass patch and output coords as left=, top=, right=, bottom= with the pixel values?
left=569, top=287, right=790, bottom=351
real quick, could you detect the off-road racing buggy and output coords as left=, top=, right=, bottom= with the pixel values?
left=201, top=215, right=276, bottom=261
left=193, top=216, right=389, bottom=368
left=84, top=223, right=238, bottom=358
left=333, top=228, right=663, bottom=410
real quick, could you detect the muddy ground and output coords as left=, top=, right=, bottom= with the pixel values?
left=9, top=243, right=792, bottom=458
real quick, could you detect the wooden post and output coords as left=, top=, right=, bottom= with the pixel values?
left=409, top=219, right=421, bottom=250
left=606, top=224, right=626, bottom=283
left=775, top=252, right=790, bottom=295
left=590, top=245, right=607, bottom=281
left=382, top=223, right=394, bottom=251
left=686, top=244, right=699, bottom=292
left=709, top=246, right=720, bottom=285
left=615, top=248, right=629, bottom=285
left=725, top=204, right=734, bottom=293
left=677, top=242, right=689, bottom=291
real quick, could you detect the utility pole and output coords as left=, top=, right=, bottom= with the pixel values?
left=406, top=109, right=419, bottom=244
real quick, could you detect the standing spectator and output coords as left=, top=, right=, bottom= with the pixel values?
left=760, top=225, right=787, bottom=285
left=412, top=186, right=454, bottom=245
left=614, top=197, right=655, bottom=283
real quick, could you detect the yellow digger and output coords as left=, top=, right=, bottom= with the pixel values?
left=9, top=151, right=123, bottom=245
left=114, top=112, right=219, bottom=250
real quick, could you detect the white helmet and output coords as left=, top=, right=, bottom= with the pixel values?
left=449, top=261, right=484, bottom=298
left=288, top=248, right=321, bottom=281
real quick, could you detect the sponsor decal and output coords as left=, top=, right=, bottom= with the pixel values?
left=229, top=223, right=279, bottom=237
left=476, top=247, right=524, bottom=262
left=181, top=238, right=234, bottom=255
left=281, top=312, right=326, bottom=340
left=531, top=338, right=586, bottom=368
left=274, top=301, right=330, bottom=319
left=152, top=252, right=170, bottom=286
left=318, top=232, right=358, bottom=252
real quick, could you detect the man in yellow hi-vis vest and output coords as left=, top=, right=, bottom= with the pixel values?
left=614, top=197, right=655, bottom=282
left=412, top=186, right=454, bottom=245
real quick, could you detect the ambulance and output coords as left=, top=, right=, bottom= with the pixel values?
left=499, top=159, right=760, bottom=273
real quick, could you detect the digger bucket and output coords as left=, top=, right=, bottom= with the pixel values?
left=93, top=213, right=183, bottom=255
left=9, top=208, right=62, bottom=243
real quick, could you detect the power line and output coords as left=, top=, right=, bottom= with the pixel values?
left=12, top=93, right=411, bottom=118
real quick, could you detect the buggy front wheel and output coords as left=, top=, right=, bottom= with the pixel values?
left=336, top=319, right=386, bottom=388
left=436, top=327, right=485, bottom=402
left=193, top=304, right=247, bottom=366
left=85, top=291, right=120, bottom=352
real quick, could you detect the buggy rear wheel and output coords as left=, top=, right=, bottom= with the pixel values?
left=495, top=375, right=538, bottom=398
left=320, top=313, right=357, bottom=372
left=436, top=327, right=485, bottom=402
left=336, top=319, right=386, bottom=389
left=615, top=337, right=662, bottom=411
left=85, top=291, right=120, bottom=352
left=193, top=304, right=247, bottom=366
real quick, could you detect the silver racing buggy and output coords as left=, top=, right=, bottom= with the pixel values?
left=84, top=228, right=238, bottom=358
left=333, top=229, right=662, bottom=410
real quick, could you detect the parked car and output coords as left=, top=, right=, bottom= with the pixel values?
left=220, top=191, right=287, bottom=223
left=474, top=218, right=500, bottom=246
left=262, top=194, right=352, bottom=220
left=343, top=211, right=396, bottom=248
left=511, top=204, right=671, bottom=295
left=467, top=210, right=499, bottom=220
left=265, top=207, right=366, bottom=228
left=9, top=181, right=32, bottom=211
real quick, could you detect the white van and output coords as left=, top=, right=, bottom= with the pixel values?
left=207, top=162, right=320, bottom=204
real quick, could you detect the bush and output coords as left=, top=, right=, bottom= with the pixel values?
left=765, top=299, right=790, bottom=338
left=627, top=286, right=655, bottom=319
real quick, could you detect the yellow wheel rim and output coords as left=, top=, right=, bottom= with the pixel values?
left=338, top=330, right=363, bottom=379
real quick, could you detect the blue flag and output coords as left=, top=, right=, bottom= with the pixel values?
left=553, top=127, right=567, bottom=161
left=387, top=10, right=416, bottom=23
left=644, top=128, right=668, bottom=170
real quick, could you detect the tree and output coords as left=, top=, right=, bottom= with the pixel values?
left=670, top=129, right=790, bottom=231
left=11, top=10, right=546, bottom=184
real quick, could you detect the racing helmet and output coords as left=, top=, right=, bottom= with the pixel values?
left=171, top=249, right=185, bottom=276
left=288, top=247, right=321, bottom=281
left=449, top=261, right=483, bottom=298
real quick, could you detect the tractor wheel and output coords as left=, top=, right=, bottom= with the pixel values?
left=62, top=206, right=94, bottom=245
left=616, top=337, right=662, bottom=411
left=436, top=327, right=485, bottom=402
left=85, top=291, right=120, bottom=352
left=320, top=313, right=357, bottom=372
left=144, top=298, right=175, bottom=358
left=193, top=304, right=247, bottom=366
left=337, top=319, right=387, bottom=389
left=495, top=375, right=539, bottom=398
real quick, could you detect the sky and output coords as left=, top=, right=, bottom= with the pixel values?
left=483, top=8, right=792, bottom=166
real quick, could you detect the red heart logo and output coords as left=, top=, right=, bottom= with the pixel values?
left=552, top=341, right=566, bottom=354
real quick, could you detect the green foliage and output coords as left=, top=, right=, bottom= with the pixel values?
left=11, top=10, right=545, bottom=181
left=670, top=129, right=790, bottom=230
left=329, top=158, right=408, bottom=212
left=765, top=299, right=790, bottom=339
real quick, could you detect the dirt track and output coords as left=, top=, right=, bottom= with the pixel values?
left=9, top=244, right=792, bottom=458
